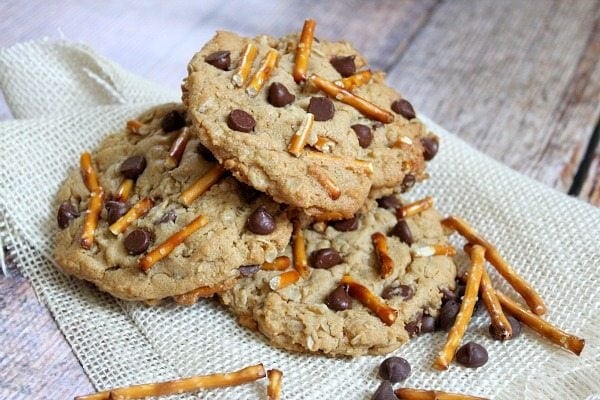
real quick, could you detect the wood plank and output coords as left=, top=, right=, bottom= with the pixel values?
left=386, top=0, right=600, bottom=197
left=579, top=139, right=600, bottom=205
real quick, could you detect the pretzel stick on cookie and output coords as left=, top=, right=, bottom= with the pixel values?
left=307, top=164, right=341, bottom=200
left=261, top=256, right=291, bottom=271
left=165, top=127, right=190, bottom=169
left=292, top=219, right=310, bottom=278
left=334, top=70, right=372, bottom=90
left=433, top=244, right=485, bottom=370
left=233, top=42, right=259, bottom=87
left=397, top=196, right=433, bottom=219
left=288, top=113, right=314, bottom=157
left=126, top=119, right=144, bottom=135
left=309, top=74, right=394, bottom=123
left=269, top=270, right=301, bottom=290
left=293, top=19, right=316, bottom=83
left=139, top=214, right=208, bottom=272
left=311, top=211, right=346, bottom=222
left=395, top=387, right=489, bottom=400
left=313, top=136, right=336, bottom=153
left=267, top=369, right=283, bottom=400
left=173, top=279, right=236, bottom=306
left=305, top=151, right=373, bottom=175
left=80, top=189, right=104, bottom=250
left=411, top=244, right=456, bottom=258
left=108, top=197, right=154, bottom=235
left=340, top=275, right=398, bottom=325
left=372, top=232, right=394, bottom=278
left=75, top=364, right=266, bottom=400
left=246, top=48, right=279, bottom=97
left=80, top=152, right=100, bottom=192
left=442, top=216, right=546, bottom=315
left=116, top=179, right=134, bottom=202
left=181, top=164, right=226, bottom=206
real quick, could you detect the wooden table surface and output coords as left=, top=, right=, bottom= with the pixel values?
left=1, top=0, right=599, bottom=398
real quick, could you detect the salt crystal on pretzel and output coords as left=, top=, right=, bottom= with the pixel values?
left=269, top=270, right=301, bottom=290
left=139, top=214, right=208, bottom=272
left=80, top=151, right=100, bottom=192
left=433, top=244, right=484, bottom=370
left=442, top=215, right=547, bottom=315
left=267, top=369, right=283, bottom=400
left=293, top=19, right=316, bottom=83
left=246, top=48, right=279, bottom=97
left=80, top=189, right=104, bottom=250
left=394, top=387, right=489, bottom=400
left=126, top=119, right=143, bottom=135
left=261, top=255, right=291, bottom=271
left=305, top=150, right=373, bottom=175
left=292, top=219, right=310, bottom=278
left=288, top=113, right=314, bottom=157
left=165, top=127, right=190, bottom=169
left=108, top=197, right=154, bottom=235
left=232, top=42, right=259, bottom=87
left=372, top=232, right=394, bottom=278
left=181, top=164, right=226, bottom=206
left=334, top=69, right=372, bottom=90
left=411, top=244, right=456, bottom=257
left=309, top=74, right=394, bottom=123
left=312, top=136, right=335, bottom=153
left=75, top=364, right=266, bottom=400
left=340, top=275, right=398, bottom=325
left=496, top=290, right=585, bottom=355
left=397, top=196, right=433, bottom=219
left=307, top=164, right=341, bottom=200
left=116, top=179, right=134, bottom=203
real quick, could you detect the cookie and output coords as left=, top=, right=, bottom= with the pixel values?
left=54, top=104, right=292, bottom=302
left=219, top=197, right=457, bottom=356
left=183, top=30, right=434, bottom=218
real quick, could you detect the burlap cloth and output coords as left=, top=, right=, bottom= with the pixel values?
left=0, top=41, right=598, bottom=400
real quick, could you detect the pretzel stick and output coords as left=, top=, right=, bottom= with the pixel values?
left=233, top=42, right=259, bottom=87
left=173, top=278, right=236, bottom=306
left=288, top=113, right=314, bottom=157
left=395, top=387, right=489, bottom=400
left=305, top=150, right=373, bottom=175
left=269, top=270, right=300, bottom=290
left=442, top=215, right=547, bottom=315
left=311, top=211, right=346, bottom=222
left=80, top=189, right=103, bottom=250
left=293, top=19, right=316, bottom=83
left=372, top=232, right=394, bottom=278
left=309, top=74, right=394, bottom=123
left=80, top=151, right=100, bottom=192
left=181, top=164, right=226, bottom=206
left=108, top=197, right=154, bottom=235
left=267, top=369, right=283, bottom=400
left=75, top=364, right=266, bottom=400
left=165, top=127, right=190, bottom=169
left=139, top=215, right=208, bottom=272
left=246, top=48, right=279, bottom=97
left=313, top=136, right=335, bottom=153
left=411, top=244, right=456, bottom=257
left=116, top=179, right=134, bottom=202
left=340, top=275, right=398, bottom=325
left=261, top=256, right=291, bottom=271
left=496, top=291, right=585, bottom=355
left=433, top=244, right=484, bottom=370
left=307, top=164, right=341, bottom=200
left=392, top=136, right=414, bottom=148
left=334, top=69, right=372, bottom=90
left=126, top=119, right=143, bottom=135
left=292, top=219, right=310, bottom=278
left=397, top=196, right=433, bottom=219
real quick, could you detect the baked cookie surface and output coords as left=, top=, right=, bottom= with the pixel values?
left=54, top=103, right=292, bottom=302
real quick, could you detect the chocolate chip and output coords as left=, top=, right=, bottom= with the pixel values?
left=391, top=99, right=416, bottom=119
left=390, top=219, right=414, bottom=245
left=371, top=381, right=396, bottom=400
left=205, top=50, right=231, bottom=70
left=326, top=284, right=351, bottom=311
left=154, top=209, right=176, bottom=225
left=239, top=264, right=260, bottom=277
left=404, top=314, right=422, bottom=337
left=227, top=109, right=255, bottom=133
left=331, top=215, right=359, bottom=232
left=161, top=110, right=186, bottom=133
left=455, top=282, right=466, bottom=299
left=456, top=342, right=488, bottom=368
left=310, top=248, right=343, bottom=269
left=196, top=143, right=216, bottom=162
left=330, top=55, right=356, bottom=78
left=379, top=356, right=411, bottom=383
left=246, top=206, right=276, bottom=234
left=400, top=174, right=416, bottom=193
left=105, top=201, right=128, bottom=225
left=377, top=195, right=401, bottom=210
left=351, top=124, right=373, bottom=148
left=119, top=155, right=147, bottom=179
left=267, top=82, right=295, bottom=107
left=420, top=314, right=437, bottom=333
left=381, top=284, right=413, bottom=300
left=123, top=229, right=152, bottom=255
left=238, top=182, right=261, bottom=203
left=57, top=202, right=80, bottom=229
left=307, top=97, right=335, bottom=121
left=489, top=316, right=521, bottom=341
left=421, top=136, right=439, bottom=161
left=440, top=287, right=457, bottom=303
left=438, top=300, right=460, bottom=331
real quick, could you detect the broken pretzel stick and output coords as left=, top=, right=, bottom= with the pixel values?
left=372, top=232, right=394, bottom=278
left=313, top=135, right=335, bottom=153
left=261, top=256, right=291, bottom=271
left=309, top=74, right=394, bottom=123
left=181, top=164, right=226, bottom=206
left=305, top=150, right=373, bottom=175
left=246, top=48, right=279, bottom=97
left=140, top=214, right=208, bottom=272
left=433, top=244, right=484, bottom=370
left=108, top=197, right=154, bottom=235
left=411, top=244, right=456, bottom=257
left=496, top=290, right=585, bottom=355
left=232, top=42, right=259, bottom=87
left=288, top=113, right=314, bottom=157
left=340, top=275, right=398, bottom=325
left=173, top=278, right=236, bottom=306
left=116, top=179, right=134, bottom=202
left=80, top=189, right=104, bottom=250
left=293, top=19, right=316, bottom=83
left=269, top=270, right=300, bottom=290
left=397, top=196, right=433, bottom=219
left=292, top=219, right=310, bottom=278
left=442, top=215, right=546, bottom=315
left=126, top=119, right=143, bottom=135
left=267, top=369, right=283, bottom=400
left=75, top=364, right=266, bottom=400
left=80, top=151, right=100, bottom=192
left=334, top=69, right=372, bottom=90
left=307, top=164, right=341, bottom=200
left=311, top=211, right=346, bottom=222
left=165, top=127, right=190, bottom=169
left=395, top=387, right=489, bottom=400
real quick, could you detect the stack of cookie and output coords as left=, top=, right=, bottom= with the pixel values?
left=54, top=20, right=457, bottom=357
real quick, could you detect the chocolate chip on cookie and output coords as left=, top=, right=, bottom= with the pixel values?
left=307, top=97, right=335, bottom=121
left=247, top=206, right=276, bottom=234
left=239, top=264, right=260, bottom=277
left=381, top=284, right=413, bottom=300
left=456, top=342, right=488, bottom=368
left=390, top=219, right=414, bottom=244
left=124, top=229, right=152, bottom=255
left=204, top=50, right=231, bottom=70
left=438, top=299, right=460, bottom=331
left=420, top=313, right=437, bottom=333
left=400, top=174, right=416, bottom=193
left=330, top=55, right=356, bottom=78
left=57, top=201, right=80, bottom=229
left=105, top=201, right=128, bottom=225
left=377, top=195, right=401, bottom=210
left=161, top=110, right=186, bottom=133
left=404, top=316, right=421, bottom=337
left=421, top=136, right=439, bottom=161
left=267, top=82, right=295, bottom=107
left=351, top=124, right=373, bottom=148
left=379, top=356, right=411, bottom=383
left=310, top=248, right=343, bottom=269
left=196, top=143, right=216, bottom=162
left=391, top=99, right=416, bottom=120
left=227, top=109, right=256, bottom=133
left=331, top=215, right=359, bottom=232
left=325, top=284, right=351, bottom=311
left=119, top=155, right=147, bottom=179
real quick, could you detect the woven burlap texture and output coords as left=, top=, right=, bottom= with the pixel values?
left=0, top=41, right=598, bottom=400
